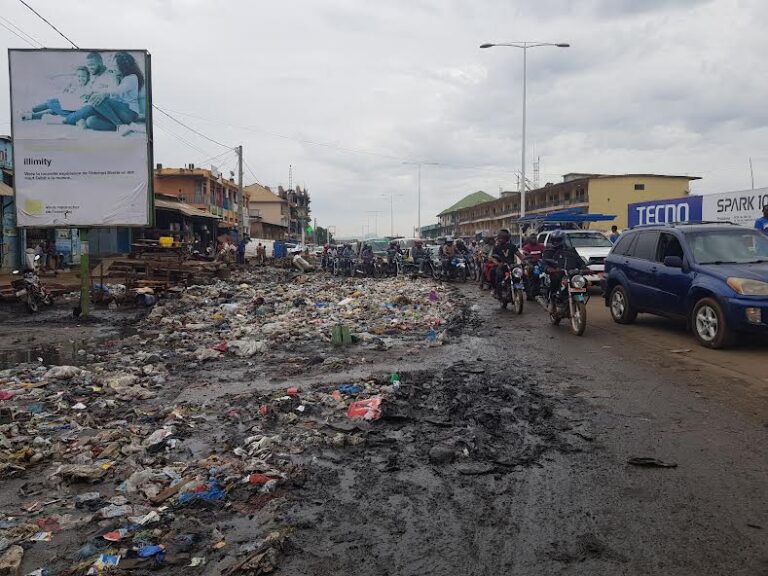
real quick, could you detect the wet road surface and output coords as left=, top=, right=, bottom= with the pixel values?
left=278, top=285, right=768, bottom=575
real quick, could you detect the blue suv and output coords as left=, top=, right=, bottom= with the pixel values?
left=602, top=223, right=768, bottom=348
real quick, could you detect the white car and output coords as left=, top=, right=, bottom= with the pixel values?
left=536, top=230, right=614, bottom=285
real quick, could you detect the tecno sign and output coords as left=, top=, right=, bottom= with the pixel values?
left=628, top=197, right=703, bottom=228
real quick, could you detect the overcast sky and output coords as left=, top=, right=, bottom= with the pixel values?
left=2, top=0, right=767, bottom=236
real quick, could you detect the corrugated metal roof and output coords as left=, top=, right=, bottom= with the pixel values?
left=155, top=198, right=220, bottom=219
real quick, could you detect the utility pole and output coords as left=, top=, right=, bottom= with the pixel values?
left=79, top=228, right=89, bottom=317
left=236, top=145, right=244, bottom=236
left=382, top=193, right=403, bottom=237
left=750, top=157, right=755, bottom=190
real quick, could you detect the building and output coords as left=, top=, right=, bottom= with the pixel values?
left=419, top=223, right=442, bottom=241
left=244, top=183, right=289, bottom=240
left=0, top=135, right=17, bottom=271
left=448, top=173, right=700, bottom=237
left=277, top=185, right=311, bottom=241
left=154, top=164, right=245, bottom=237
left=437, top=191, right=496, bottom=237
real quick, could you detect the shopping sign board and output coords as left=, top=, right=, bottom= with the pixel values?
left=8, top=49, right=153, bottom=227
left=700, top=187, right=768, bottom=227
left=628, top=196, right=703, bottom=228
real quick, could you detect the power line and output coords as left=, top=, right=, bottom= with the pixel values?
left=153, top=120, right=212, bottom=158
left=0, top=18, right=39, bottom=47
left=0, top=15, right=43, bottom=47
left=243, top=159, right=263, bottom=186
left=17, top=0, right=79, bottom=48
left=153, top=106, right=232, bottom=149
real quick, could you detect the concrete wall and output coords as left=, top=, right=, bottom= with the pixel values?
left=249, top=200, right=286, bottom=227
left=587, top=176, right=692, bottom=230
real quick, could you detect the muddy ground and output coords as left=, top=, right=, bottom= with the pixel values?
left=0, top=276, right=766, bottom=575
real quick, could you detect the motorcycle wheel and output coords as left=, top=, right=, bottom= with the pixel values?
left=570, top=301, right=587, bottom=336
left=431, top=265, right=441, bottom=281
left=26, top=294, right=39, bottom=313
left=499, top=290, right=509, bottom=310
left=513, top=289, right=524, bottom=315
left=458, top=268, right=467, bottom=283
left=549, top=300, right=562, bottom=325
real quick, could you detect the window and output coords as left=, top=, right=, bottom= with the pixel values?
left=634, top=184, right=645, bottom=191
left=631, top=231, right=659, bottom=261
left=656, top=233, right=684, bottom=262
left=613, top=234, right=635, bottom=256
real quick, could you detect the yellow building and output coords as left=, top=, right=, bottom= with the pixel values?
left=448, top=173, right=700, bottom=237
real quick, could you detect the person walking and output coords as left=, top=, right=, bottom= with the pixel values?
left=608, top=225, right=620, bottom=243
left=755, top=206, right=768, bottom=235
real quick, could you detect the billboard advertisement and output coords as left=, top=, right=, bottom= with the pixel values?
left=701, top=187, right=768, bottom=228
left=628, top=196, right=703, bottom=228
left=8, top=49, right=153, bottom=227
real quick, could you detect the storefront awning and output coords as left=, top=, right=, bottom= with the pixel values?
left=0, top=182, right=12, bottom=197
left=155, top=198, right=220, bottom=220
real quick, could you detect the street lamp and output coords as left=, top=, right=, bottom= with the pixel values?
left=382, top=193, right=403, bottom=237
left=480, top=41, right=569, bottom=218
left=403, top=161, right=439, bottom=238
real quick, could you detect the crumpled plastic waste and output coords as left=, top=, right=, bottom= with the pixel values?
left=347, top=397, right=383, bottom=421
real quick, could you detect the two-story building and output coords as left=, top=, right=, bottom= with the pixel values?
left=446, top=173, right=700, bottom=238
left=245, top=183, right=289, bottom=240
left=154, top=164, right=244, bottom=238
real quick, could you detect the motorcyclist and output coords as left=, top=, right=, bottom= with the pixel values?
left=411, top=240, right=428, bottom=274
left=491, top=229, right=525, bottom=298
left=455, top=238, right=470, bottom=256
left=521, top=234, right=546, bottom=264
left=541, top=230, right=586, bottom=303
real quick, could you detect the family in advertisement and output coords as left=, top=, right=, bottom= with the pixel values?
left=18, top=51, right=146, bottom=137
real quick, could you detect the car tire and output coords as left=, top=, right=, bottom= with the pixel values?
left=609, top=285, right=637, bottom=325
left=691, top=297, right=734, bottom=349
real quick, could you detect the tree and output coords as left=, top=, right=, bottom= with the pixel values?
left=316, top=226, right=334, bottom=245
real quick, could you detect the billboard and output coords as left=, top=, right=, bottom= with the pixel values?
left=8, top=49, right=153, bottom=227
left=628, top=196, right=703, bottom=228
left=701, top=187, right=768, bottom=228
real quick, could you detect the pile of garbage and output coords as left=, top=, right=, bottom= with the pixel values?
left=0, top=356, right=405, bottom=574
left=143, top=271, right=462, bottom=366
left=0, top=270, right=467, bottom=574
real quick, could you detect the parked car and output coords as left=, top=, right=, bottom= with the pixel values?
left=601, top=222, right=768, bottom=348
left=537, top=229, right=613, bottom=285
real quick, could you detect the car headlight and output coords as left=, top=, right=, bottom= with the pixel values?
left=512, top=267, right=523, bottom=279
left=571, top=275, right=587, bottom=289
left=727, top=277, right=768, bottom=296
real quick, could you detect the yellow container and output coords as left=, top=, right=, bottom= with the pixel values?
left=159, top=236, right=174, bottom=248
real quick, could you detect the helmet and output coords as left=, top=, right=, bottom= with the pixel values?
left=444, top=236, right=454, bottom=244
left=549, top=230, right=566, bottom=246
left=456, top=239, right=465, bottom=246
left=390, top=240, right=399, bottom=247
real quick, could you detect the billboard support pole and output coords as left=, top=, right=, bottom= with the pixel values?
left=79, top=228, right=89, bottom=317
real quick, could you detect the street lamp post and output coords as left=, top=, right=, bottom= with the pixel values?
left=480, top=41, right=569, bottom=218
left=382, top=192, right=403, bottom=237
left=403, top=161, right=439, bottom=238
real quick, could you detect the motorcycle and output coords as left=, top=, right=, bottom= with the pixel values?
left=536, top=267, right=589, bottom=336
left=434, top=256, right=467, bottom=282
left=11, top=257, right=54, bottom=313
left=522, top=257, right=543, bottom=301
left=498, top=263, right=525, bottom=314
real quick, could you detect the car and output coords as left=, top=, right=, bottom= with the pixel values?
left=601, top=222, right=768, bottom=348
left=536, top=229, right=613, bottom=285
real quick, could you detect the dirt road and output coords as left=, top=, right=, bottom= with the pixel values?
left=278, top=286, right=768, bottom=576
left=0, top=278, right=766, bottom=575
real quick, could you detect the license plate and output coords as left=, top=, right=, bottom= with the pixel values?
left=569, top=287, right=587, bottom=293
